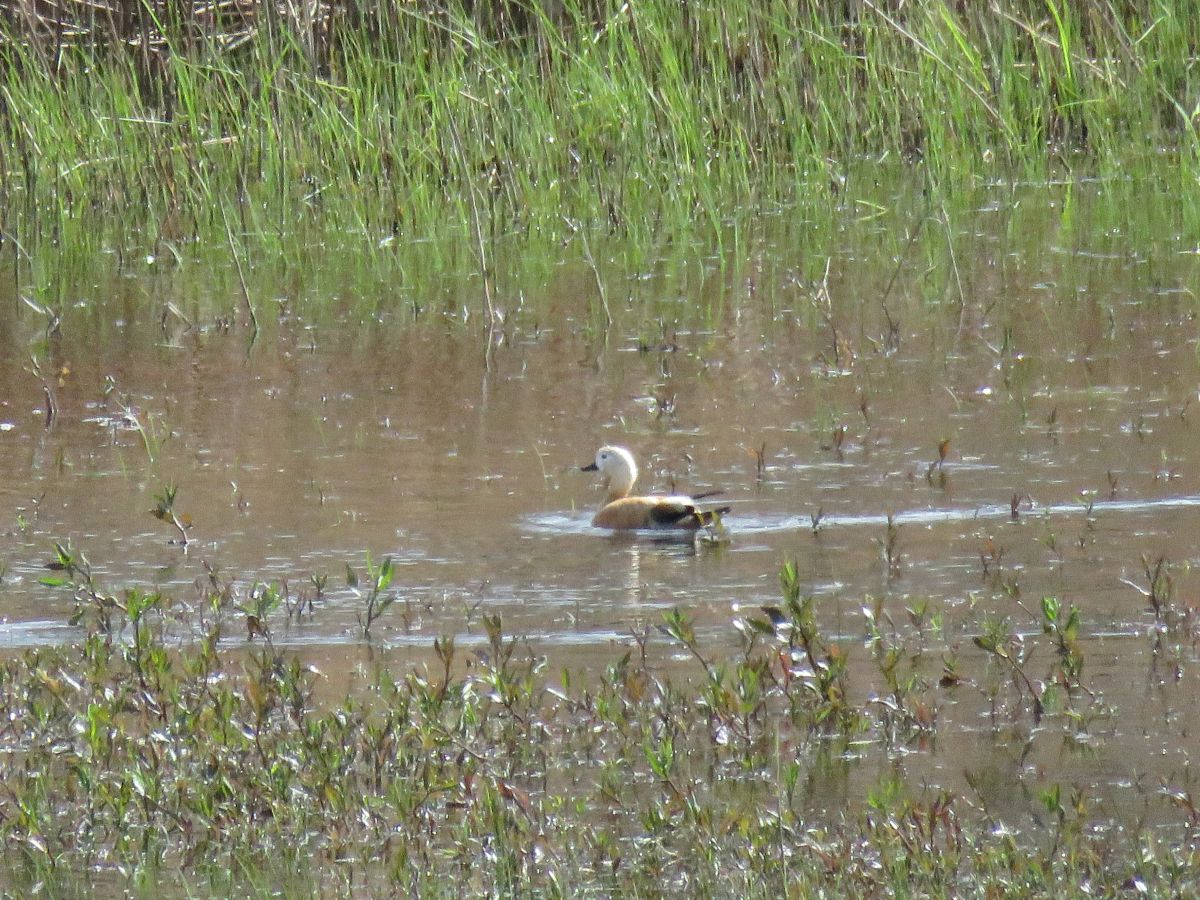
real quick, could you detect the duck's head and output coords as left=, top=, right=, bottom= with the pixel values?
left=582, top=445, right=638, bottom=499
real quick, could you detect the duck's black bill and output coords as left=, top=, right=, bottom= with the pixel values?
left=581, top=462, right=599, bottom=471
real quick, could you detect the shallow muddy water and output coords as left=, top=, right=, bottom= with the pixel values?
left=2, top=173, right=1200, bottom=816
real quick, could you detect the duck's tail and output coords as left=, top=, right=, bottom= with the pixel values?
left=694, top=506, right=732, bottom=528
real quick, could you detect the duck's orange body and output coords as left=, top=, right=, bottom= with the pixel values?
left=582, top=446, right=729, bottom=531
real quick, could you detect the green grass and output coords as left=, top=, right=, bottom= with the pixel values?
left=1, top=1, right=1198, bottom=273
left=0, top=547, right=1197, bottom=895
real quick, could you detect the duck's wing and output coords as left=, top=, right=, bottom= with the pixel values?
left=647, top=500, right=707, bottom=529
left=593, top=497, right=693, bottom=529
left=649, top=495, right=731, bottom=529
left=594, top=496, right=730, bottom=530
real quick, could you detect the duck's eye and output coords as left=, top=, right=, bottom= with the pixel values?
left=599, top=452, right=608, bottom=461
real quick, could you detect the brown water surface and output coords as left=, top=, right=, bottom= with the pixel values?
left=2, top=174, right=1199, bottom=817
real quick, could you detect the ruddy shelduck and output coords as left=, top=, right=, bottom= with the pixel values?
left=582, top=445, right=730, bottom=530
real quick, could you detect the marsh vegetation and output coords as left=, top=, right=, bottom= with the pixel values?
left=3, top=1, right=1199, bottom=272
left=2, top=0, right=1200, bottom=895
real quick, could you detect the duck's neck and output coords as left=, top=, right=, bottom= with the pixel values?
left=604, top=473, right=635, bottom=504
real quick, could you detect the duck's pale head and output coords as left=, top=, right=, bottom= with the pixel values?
left=582, top=445, right=638, bottom=501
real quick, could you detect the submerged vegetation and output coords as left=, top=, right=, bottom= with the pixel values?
left=1, top=0, right=1199, bottom=272
left=5, top=550, right=1200, bottom=896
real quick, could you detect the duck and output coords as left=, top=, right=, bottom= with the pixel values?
left=582, top=445, right=730, bottom=531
